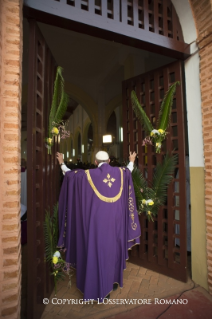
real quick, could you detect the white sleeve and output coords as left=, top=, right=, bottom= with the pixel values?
left=127, top=161, right=134, bottom=172
left=61, top=164, right=71, bottom=175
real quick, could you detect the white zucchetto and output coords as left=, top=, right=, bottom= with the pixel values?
left=95, top=151, right=109, bottom=161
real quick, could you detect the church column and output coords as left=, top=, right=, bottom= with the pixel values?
left=97, top=88, right=106, bottom=151
left=114, top=106, right=121, bottom=161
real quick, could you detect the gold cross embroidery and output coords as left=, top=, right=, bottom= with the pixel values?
left=103, top=174, right=116, bottom=188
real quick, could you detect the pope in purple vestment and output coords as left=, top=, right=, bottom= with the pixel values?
left=57, top=151, right=141, bottom=302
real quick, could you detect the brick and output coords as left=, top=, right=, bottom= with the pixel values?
left=204, top=113, right=212, bottom=119
left=205, top=138, right=212, bottom=143
left=4, top=147, right=21, bottom=154
left=1, top=306, right=18, bottom=316
left=4, top=90, right=19, bottom=97
left=4, top=168, right=19, bottom=174
left=6, top=6, right=20, bottom=14
left=4, top=134, right=19, bottom=141
left=4, top=271, right=18, bottom=279
left=3, top=213, right=19, bottom=220
left=2, top=236, right=18, bottom=243
left=5, top=70, right=20, bottom=76
left=6, top=180, right=19, bottom=185
left=3, top=246, right=19, bottom=255
left=5, top=114, right=20, bottom=121
left=3, top=224, right=19, bottom=231
left=4, top=123, right=19, bottom=129
left=6, top=27, right=19, bottom=35
left=129, top=281, right=141, bottom=292
left=3, top=259, right=18, bottom=267
left=6, top=100, right=19, bottom=108
left=6, top=15, right=20, bottom=25
left=204, top=126, right=212, bottom=131
left=3, top=201, right=19, bottom=208
left=2, top=282, right=18, bottom=291
left=205, top=165, right=212, bottom=170
left=140, top=279, right=150, bottom=287
left=207, top=234, right=212, bottom=241
left=205, top=191, right=212, bottom=195
left=130, top=269, right=139, bottom=276
left=3, top=293, right=18, bottom=303
left=6, top=190, right=20, bottom=196
left=5, top=59, right=20, bottom=67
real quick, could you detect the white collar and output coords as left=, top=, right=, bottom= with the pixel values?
left=98, top=162, right=108, bottom=168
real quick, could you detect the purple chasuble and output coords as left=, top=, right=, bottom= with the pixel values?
left=58, top=164, right=141, bottom=302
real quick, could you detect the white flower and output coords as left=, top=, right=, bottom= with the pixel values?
left=53, top=251, right=61, bottom=258
left=150, top=129, right=159, bottom=136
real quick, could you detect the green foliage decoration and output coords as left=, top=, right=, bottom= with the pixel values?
left=46, top=66, right=69, bottom=154
left=157, top=81, right=180, bottom=130
left=132, top=153, right=178, bottom=221
left=131, top=90, right=154, bottom=135
left=131, top=82, right=179, bottom=153
left=44, top=203, right=66, bottom=294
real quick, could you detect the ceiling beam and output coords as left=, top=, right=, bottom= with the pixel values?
left=23, top=6, right=190, bottom=61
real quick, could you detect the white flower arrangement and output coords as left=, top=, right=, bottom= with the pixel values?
left=53, top=251, right=61, bottom=258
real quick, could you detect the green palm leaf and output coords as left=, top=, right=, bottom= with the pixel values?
left=52, top=203, right=59, bottom=250
left=131, top=90, right=153, bottom=135
left=44, top=203, right=59, bottom=264
left=152, top=153, right=178, bottom=205
left=54, top=92, right=69, bottom=124
left=158, top=82, right=180, bottom=131
left=48, top=66, right=69, bottom=136
left=132, top=167, right=149, bottom=212
left=44, top=210, right=53, bottom=264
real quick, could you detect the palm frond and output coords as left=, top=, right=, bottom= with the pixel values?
left=52, top=203, right=59, bottom=249
left=132, top=167, right=149, bottom=211
left=44, top=203, right=59, bottom=264
left=152, top=153, right=178, bottom=205
left=54, top=92, right=69, bottom=124
left=131, top=90, right=153, bottom=135
left=158, top=82, right=180, bottom=131
left=49, top=67, right=68, bottom=136
left=44, top=210, right=54, bottom=264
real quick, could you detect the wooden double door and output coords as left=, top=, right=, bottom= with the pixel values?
left=25, top=20, right=187, bottom=319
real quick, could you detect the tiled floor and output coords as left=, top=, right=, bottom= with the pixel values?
left=40, top=259, right=195, bottom=319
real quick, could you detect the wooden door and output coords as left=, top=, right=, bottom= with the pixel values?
left=27, top=20, right=60, bottom=319
left=122, top=61, right=187, bottom=282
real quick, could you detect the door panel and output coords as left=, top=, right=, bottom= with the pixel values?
left=27, top=20, right=60, bottom=319
left=122, top=61, right=187, bottom=282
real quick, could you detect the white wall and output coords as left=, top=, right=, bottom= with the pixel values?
left=172, top=0, right=204, bottom=167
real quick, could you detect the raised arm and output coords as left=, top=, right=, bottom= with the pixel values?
left=56, top=152, right=71, bottom=175
left=127, top=151, right=137, bottom=172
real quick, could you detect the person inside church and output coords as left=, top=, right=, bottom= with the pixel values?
left=56, top=150, right=141, bottom=302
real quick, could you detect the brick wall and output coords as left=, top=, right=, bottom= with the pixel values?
left=189, top=0, right=212, bottom=294
left=0, top=1, right=23, bottom=318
